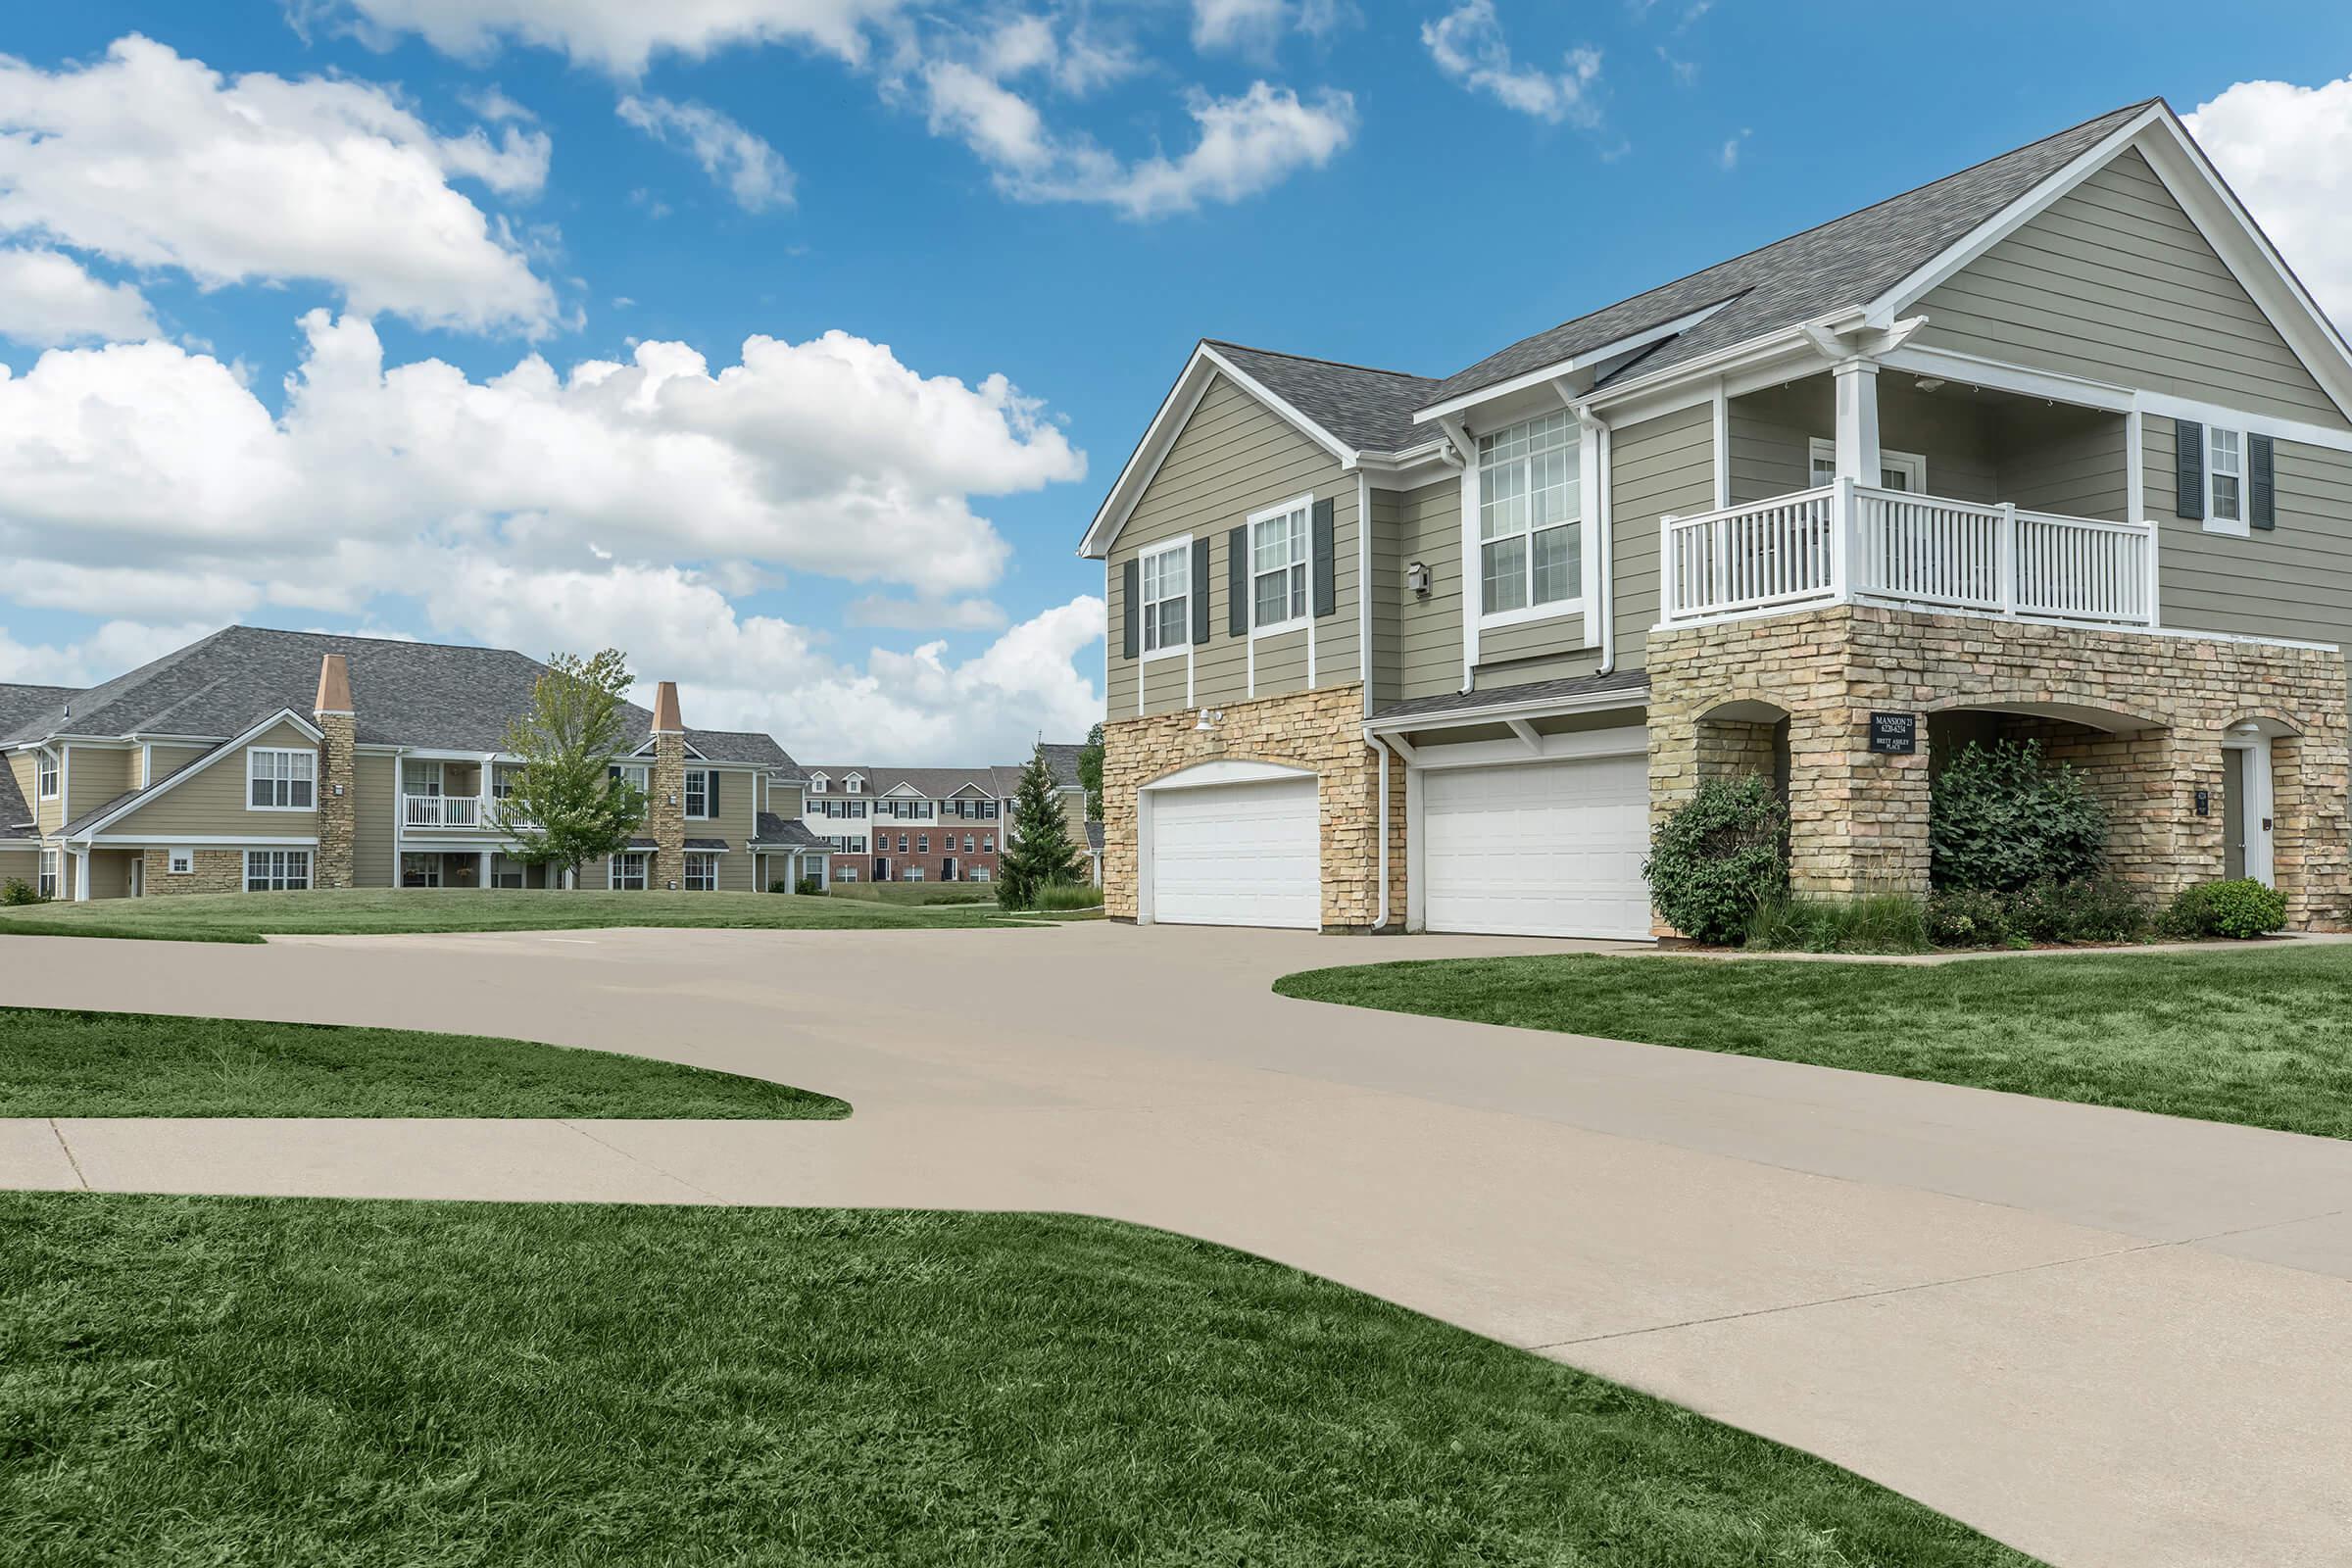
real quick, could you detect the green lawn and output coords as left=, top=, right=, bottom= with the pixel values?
left=0, top=888, right=1051, bottom=944
left=822, top=880, right=1001, bottom=906
left=0, top=1008, right=846, bottom=1119
left=1277, top=945, right=2352, bottom=1140
left=0, top=1195, right=2036, bottom=1568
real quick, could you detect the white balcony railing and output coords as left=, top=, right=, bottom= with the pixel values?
left=403, top=794, right=482, bottom=829
left=1659, top=479, right=2158, bottom=629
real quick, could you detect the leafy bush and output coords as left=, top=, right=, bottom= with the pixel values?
left=1, top=877, right=41, bottom=906
left=1923, top=887, right=2012, bottom=948
left=1642, top=775, right=1788, bottom=945
left=1016, top=880, right=1102, bottom=913
left=2161, top=878, right=2287, bottom=940
left=796, top=876, right=824, bottom=897
left=1930, top=740, right=2106, bottom=892
left=1744, top=893, right=1930, bottom=955
left=1925, top=880, right=2146, bottom=948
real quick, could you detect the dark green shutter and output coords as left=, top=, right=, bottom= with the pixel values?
left=1191, top=537, right=1211, bottom=644
left=1121, top=560, right=1140, bottom=660
left=1228, top=524, right=1249, bottom=637
left=2249, top=433, right=2276, bottom=530
left=1311, top=498, right=1337, bottom=617
left=708, top=770, right=720, bottom=815
left=2175, top=419, right=2204, bottom=519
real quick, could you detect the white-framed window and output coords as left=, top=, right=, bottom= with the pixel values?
left=917, top=833, right=929, bottom=853
left=684, top=768, right=715, bottom=819
left=906, top=866, right=924, bottom=883
left=1808, top=439, right=1928, bottom=494
left=846, top=774, right=863, bottom=794
left=608, top=762, right=650, bottom=796
left=490, top=766, right=517, bottom=801
left=963, top=834, right=975, bottom=853
left=35, top=751, right=58, bottom=801
left=983, top=834, right=995, bottom=853
left=1139, top=538, right=1190, bottom=657
left=2208, top=427, right=2244, bottom=527
left=401, top=853, right=442, bottom=889
left=809, top=773, right=827, bottom=794
left=1249, top=499, right=1311, bottom=631
left=836, top=864, right=859, bottom=882
left=244, top=849, right=312, bottom=892
left=38, top=849, right=58, bottom=899
left=1478, top=412, right=1582, bottom=617
left=608, top=852, right=649, bottom=891
left=248, top=748, right=317, bottom=810
left=492, top=854, right=525, bottom=890
left=683, top=852, right=719, bottom=891
left=971, top=866, right=991, bottom=884
left=167, top=848, right=194, bottom=876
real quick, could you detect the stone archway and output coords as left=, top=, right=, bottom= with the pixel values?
left=1694, top=698, right=1792, bottom=798
left=1924, top=698, right=2172, bottom=901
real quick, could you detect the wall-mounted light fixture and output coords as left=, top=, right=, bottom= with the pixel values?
left=1194, top=708, right=1225, bottom=733
left=1406, top=562, right=1432, bottom=598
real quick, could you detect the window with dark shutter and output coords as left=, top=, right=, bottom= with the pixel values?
left=2249, top=433, right=2277, bottom=530
left=1227, top=524, right=1248, bottom=637
left=1311, top=497, right=1337, bottom=617
left=2175, top=419, right=2205, bottom=519
left=1192, top=537, right=1211, bottom=644
left=1121, top=560, right=1141, bottom=660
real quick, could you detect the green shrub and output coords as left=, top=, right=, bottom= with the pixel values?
left=1930, top=739, right=2106, bottom=892
left=1642, top=774, right=1788, bottom=945
left=0, top=877, right=40, bottom=906
left=1019, top=881, right=1102, bottom=913
left=1923, top=887, right=2011, bottom=948
left=795, top=876, right=824, bottom=897
left=1744, top=893, right=1930, bottom=955
left=2004, top=878, right=2147, bottom=944
left=2162, top=878, right=2287, bottom=940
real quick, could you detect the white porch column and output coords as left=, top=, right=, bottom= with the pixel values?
left=1832, top=357, right=1882, bottom=484
left=478, top=849, right=493, bottom=890
left=72, top=849, right=90, bottom=902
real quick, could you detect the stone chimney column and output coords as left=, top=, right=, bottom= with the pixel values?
left=650, top=680, right=687, bottom=891
left=314, top=654, right=358, bottom=890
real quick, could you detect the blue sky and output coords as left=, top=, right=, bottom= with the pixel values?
left=2, top=2, right=2348, bottom=760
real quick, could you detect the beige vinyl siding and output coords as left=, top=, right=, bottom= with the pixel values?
left=147, top=744, right=209, bottom=785
left=1728, top=377, right=2000, bottom=505
left=1104, top=373, right=1354, bottom=717
left=700, top=764, right=760, bottom=892
left=1392, top=477, right=1466, bottom=702
left=66, top=745, right=135, bottom=825
left=105, top=720, right=320, bottom=838
left=85, top=848, right=134, bottom=900
left=0, top=845, right=36, bottom=884
left=2001, top=411, right=2131, bottom=522
left=1609, top=402, right=1716, bottom=672
left=2143, top=415, right=2352, bottom=650
left=353, top=753, right=395, bottom=887
left=1917, top=149, right=2348, bottom=430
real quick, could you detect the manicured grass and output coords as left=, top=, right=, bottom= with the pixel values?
left=0, top=1195, right=2036, bottom=1567
left=822, top=881, right=1000, bottom=906
left=1277, top=944, right=2352, bottom=1140
left=0, top=1008, right=847, bottom=1119
left=0, top=888, right=1052, bottom=944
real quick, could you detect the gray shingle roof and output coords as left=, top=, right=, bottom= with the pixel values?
left=0, top=764, right=32, bottom=840
left=0, top=683, right=79, bottom=741
left=1371, top=667, right=1650, bottom=724
left=1085, top=820, right=1103, bottom=853
left=0, top=625, right=792, bottom=766
left=752, top=811, right=827, bottom=850
left=1425, top=101, right=2156, bottom=408
left=801, top=747, right=1086, bottom=802
left=1203, top=341, right=1446, bottom=454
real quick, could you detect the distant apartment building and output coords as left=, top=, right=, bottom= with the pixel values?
left=797, top=746, right=1090, bottom=885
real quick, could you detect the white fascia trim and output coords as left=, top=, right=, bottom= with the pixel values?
left=1862, top=105, right=2164, bottom=330
left=69, top=709, right=323, bottom=840
left=1080, top=345, right=1357, bottom=560
left=1412, top=299, right=1741, bottom=427
left=1365, top=683, right=1649, bottom=736
left=1388, top=723, right=1649, bottom=772
left=81, top=834, right=321, bottom=848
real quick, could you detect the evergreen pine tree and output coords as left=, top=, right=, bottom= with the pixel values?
left=1000, top=743, right=1083, bottom=909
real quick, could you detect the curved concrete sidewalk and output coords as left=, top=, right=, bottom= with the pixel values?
left=4, top=922, right=2350, bottom=1568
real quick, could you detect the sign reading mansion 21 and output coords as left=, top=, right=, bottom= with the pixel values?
left=0, top=627, right=830, bottom=902
left=1084, top=99, right=2352, bottom=939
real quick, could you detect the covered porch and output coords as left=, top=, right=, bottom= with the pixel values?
left=1661, top=363, right=2158, bottom=628
left=399, top=850, right=557, bottom=890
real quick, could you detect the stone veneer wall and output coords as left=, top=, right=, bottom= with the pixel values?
left=1102, top=682, right=1398, bottom=932
left=651, top=730, right=687, bottom=890
left=1649, top=604, right=2351, bottom=929
left=315, top=710, right=357, bottom=890
left=140, top=848, right=247, bottom=896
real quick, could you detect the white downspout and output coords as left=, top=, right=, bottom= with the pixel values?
left=1357, top=470, right=1374, bottom=717
left=1363, top=727, right=1392, bottom=933
left=1574, top=401, right=1618, bottom=676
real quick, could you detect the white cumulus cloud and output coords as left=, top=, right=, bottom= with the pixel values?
left=618, top=94, right=796, bottom=211
left=1422, top=0, right=1602, bottom=127
left=2186, top=76, right=2352, bottom=330
left=308, top=0, right=906, bottom=75
left=0, top=250, right=159, bottom=346
left=0, top=34, right=557, bottom=335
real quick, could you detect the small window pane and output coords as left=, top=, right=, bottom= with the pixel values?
left=1532, top=525, right=1580, bottom=605
left=1482, top=536, right=1527, bottom=614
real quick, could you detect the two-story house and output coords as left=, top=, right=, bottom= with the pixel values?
left=0, top=626, right=830, bottom=902
left=795, top=745, right=1090, bottom=886
left=1084, top=99, right=2352, bottom=938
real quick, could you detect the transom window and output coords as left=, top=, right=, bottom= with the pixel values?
left=35, top=751, right=57, bottom=800
left=2209, top=428, right=2244, bottom=523
left=1478, top=412, right=1582, bottom=616
left=1250, top=502, right=1310, bottom=630
left=608, top=852, right=650, bottom=891
left=1140, top=540, right=1190, bottom=656
left=244, top=849, right=312, bottom=892
left=248, top=748, right=317, bottom=810
left=684, top=852, right=719, bottom=892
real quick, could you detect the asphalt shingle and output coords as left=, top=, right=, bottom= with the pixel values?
left=1201, top=341, right=1446, bottom=454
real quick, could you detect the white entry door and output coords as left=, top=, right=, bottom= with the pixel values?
left=1422, top=754, right=1651, bottom=939
left=1148, top=777, right=1319, bottom=929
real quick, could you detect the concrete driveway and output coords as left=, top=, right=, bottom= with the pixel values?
left=4, top=920, right=2350, bottom=1568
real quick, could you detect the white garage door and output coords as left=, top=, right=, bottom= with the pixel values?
left=1148, top=777, right=1319, bottom=930
left=1423, top=754, right=1650, bottom=939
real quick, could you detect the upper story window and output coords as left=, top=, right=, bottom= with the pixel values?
left=490, top=765, right=517, bottom=801
left=684, top=768, right=718, bottom=819
left=809, top=773, right=827, bottom=794
left=1478, top=412, right=1581, bottom=616
left=248, top=747, right=316, bottom=810
left=1250, top=501, right=1310, bottom=631
left=846, top=774, right=863, bottom=794
left=2209, top=428, right=2244, bottom=524
left=1139, top=539, right=1190, bottom=656
left=35, top=751, right=57, bottom=800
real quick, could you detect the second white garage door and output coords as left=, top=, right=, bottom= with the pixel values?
left=1148, top=776, right=1319, bottom=930
left=1422, top=754, right=1651, bottom=940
